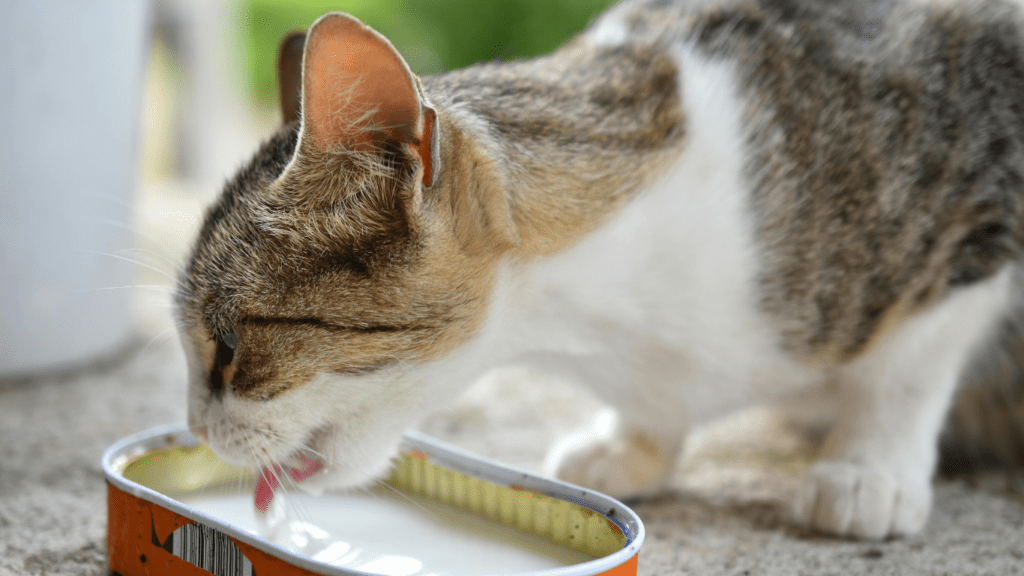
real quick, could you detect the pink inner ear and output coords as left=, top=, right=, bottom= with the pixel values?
left=303, top=15, right=421, bottom=152
left=416, top=107, right=436, bottom=187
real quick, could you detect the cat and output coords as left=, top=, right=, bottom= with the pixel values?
left=176, top=0, right=1024, bottom=541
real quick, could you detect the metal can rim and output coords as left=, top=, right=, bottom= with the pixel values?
left=103, top=423, right=645, bottom=576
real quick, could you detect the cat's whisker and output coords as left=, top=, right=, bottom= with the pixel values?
left=247, top=430, right=438, bottom=519
left=245, top=437, right=263, bottom=477
left=139, top=325, right=183, bottom=356
left=296, top=444, right=334, bottom=466
left=386, top=354, right=414, bottom=370
left=145, top=319, right=189, bottom=333
left=249, top=442, right=283, bottom=508
left=79, top=249, right=178, bottom=282
left=369, top=477, right=438, bottom=519
left=113, top=246, right=187, bottom=277
left=94, top=214, right=188, bottom=265
left=287, top=437, right=333, bottom=461
left=75, top=284, right=177, bottom=294
left=257, top=429, right=337, bottom=467
left=254, top=450, right=281, bottom=499
left=259, top=452, right=319, bottom=528
left=282, top=478, right=319, bottom=526
left=227, top=449, right=246, bottom=500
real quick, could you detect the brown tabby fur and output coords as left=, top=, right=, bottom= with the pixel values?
left=177, top=14, right=690, bottom=400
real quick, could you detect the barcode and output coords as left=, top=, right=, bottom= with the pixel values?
left=167, top=523, right=254, bottom=576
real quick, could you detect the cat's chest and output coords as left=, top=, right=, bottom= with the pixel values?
left=535, top=49, right=758, bottom=337
left=488, top=47, right=813, bottom=411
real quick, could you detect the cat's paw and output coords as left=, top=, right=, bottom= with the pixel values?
left=793, top=461, right=932, bottom=540
left=547, top=430, right=678, bottom=500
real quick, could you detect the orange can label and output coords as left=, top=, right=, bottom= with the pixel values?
left=108, top=482, right=309, bottom=576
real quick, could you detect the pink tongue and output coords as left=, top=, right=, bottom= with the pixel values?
left=254, top=455, right=324, bottom=513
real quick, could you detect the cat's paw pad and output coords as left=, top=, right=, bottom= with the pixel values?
left=793, top=461, right=932, bottom=539
left=548, top=432, right=674, bottom=500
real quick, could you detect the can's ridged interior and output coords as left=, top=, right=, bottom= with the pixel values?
left=387, top=452, right=626, bottom=558
left=121, top=444, right=627, bottom=560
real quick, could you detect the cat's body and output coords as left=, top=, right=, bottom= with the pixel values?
left=178, top=0, right=1024, bottom=541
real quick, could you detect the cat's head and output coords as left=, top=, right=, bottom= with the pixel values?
left=175, top=13, right=515, bottom=488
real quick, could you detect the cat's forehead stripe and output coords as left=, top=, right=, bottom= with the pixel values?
left=245, top=316, right=437, bottom=334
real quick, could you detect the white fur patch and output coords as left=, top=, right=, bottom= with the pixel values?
left=795, top=267, right=1014, bottom=538
left=588, top=16, right=631, bottom=48
left=489, top=46, right=812, bottom=429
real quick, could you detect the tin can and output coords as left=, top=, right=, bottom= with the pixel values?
left=103, top=424, right=644, bottom=576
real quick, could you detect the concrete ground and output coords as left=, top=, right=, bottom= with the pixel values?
left=3, top=318, right=1024, bottom=576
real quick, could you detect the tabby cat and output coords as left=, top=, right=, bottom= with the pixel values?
left=177, top=0, right=1024, bottom=540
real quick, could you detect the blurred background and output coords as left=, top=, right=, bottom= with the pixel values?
left=147, top=0, right=617, bottom=183
left=1, top=0, right=614, bottom=378
left=5, top=6, right=1023, bottom=575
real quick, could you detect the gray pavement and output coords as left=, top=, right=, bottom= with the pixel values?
left=2, top=336, right=1023, bottom=576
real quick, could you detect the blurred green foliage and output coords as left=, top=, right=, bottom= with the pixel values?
left=238, top=0, right=616, bottom=104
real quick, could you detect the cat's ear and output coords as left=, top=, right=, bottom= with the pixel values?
left=296, top=12, right=437, bottom=187
left=277, top=31, right=306, bottom=125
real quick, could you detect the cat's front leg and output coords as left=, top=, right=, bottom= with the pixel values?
left=544, top=408, right=684, bottom=500
left=793, top=366, right=943, bottom=541
left=793, top=271, right=1012, bottom=539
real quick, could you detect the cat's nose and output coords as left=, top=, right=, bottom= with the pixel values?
left=209, top=363, right=236, bottom=396
left=209, top=366, right=224, bottom=395
left=212, top=331, right=238, bottom=395
left=222, top=363, right=237, bottom=387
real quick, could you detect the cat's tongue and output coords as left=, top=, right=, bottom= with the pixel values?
left=254, top=455, right=324, bottom=513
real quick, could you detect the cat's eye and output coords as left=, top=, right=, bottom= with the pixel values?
left=222, top=328, right=238, bottom=350
left=214, top=334, right=236, bottom=372
left=221, top=320, right=246, bottom=350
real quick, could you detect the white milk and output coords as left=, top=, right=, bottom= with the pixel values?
left=179, top=488, right=595, bottom=576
